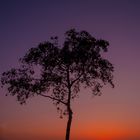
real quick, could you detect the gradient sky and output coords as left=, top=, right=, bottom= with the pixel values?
left=0, top=0, right=140, bottom=140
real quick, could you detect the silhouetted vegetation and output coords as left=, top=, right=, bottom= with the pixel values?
left=1, top=29, right=114, bottom=140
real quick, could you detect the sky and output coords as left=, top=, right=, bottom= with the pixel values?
left=0, top=0, right=140, bottom=140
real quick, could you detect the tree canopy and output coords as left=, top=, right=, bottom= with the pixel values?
left=1, top=29, right=114, bottom=140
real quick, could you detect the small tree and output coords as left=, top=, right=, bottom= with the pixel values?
left=1, top=29, right=114, bottom=140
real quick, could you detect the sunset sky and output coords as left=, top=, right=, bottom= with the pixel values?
left=0, top=0, right=140, bottom=140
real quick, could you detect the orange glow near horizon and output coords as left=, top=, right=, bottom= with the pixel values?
left=1, top=99, right=140, bottom=140
left=2, top=117, right=140, bottom=140
left=71, top=121, right=140, bottom=140
left=2, top=129, right=136, bottom=140
left=1, top=93, right=140, bottom=140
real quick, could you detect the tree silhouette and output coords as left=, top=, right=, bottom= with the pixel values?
left=1, top=29, right=114, bottom=140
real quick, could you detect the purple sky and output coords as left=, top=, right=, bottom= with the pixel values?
left=0, top=0, right=140, bottom=140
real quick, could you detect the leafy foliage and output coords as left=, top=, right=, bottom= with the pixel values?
left=1, top=29, right=114, bottom=115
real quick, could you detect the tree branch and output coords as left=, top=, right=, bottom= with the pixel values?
left=71, top=73, right=83, bottom=86
left=71, top=65, right=85, bottom=86
left=39, top=93, right=67, bottom=105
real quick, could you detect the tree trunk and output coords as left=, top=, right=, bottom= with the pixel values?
left=65, top=108, right=73, bottom=140
left=65, top=66, right=73, bottom=140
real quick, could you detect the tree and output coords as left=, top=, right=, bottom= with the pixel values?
left=1, top=29, right=114, bottom=140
